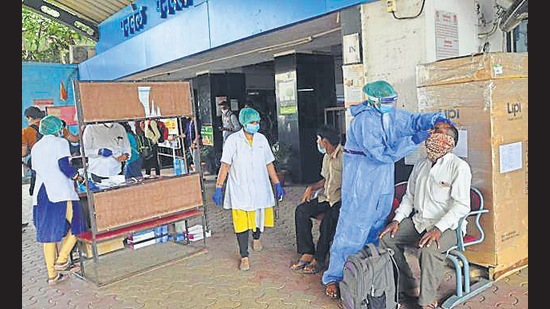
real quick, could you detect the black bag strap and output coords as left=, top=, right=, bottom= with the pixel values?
left=30, top=124, right=43, bottom=141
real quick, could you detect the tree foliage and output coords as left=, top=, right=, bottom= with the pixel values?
left=22, top=7, right=95, bottom=63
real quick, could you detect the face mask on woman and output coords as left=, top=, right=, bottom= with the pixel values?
left=377, top=103, right=394, bottom=114
left=244, top=123, right=260, bottom=134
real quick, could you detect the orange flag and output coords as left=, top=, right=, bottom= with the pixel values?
left=60, top=81, right=68, bottom=101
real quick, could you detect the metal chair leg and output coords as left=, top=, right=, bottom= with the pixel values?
left=441, top=252, right=493, bottom=309
left=445, top=253, right=464, bottom=297
left=450, top=249, right=471, bottom=293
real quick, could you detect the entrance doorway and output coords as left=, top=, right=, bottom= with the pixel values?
left=246, top=89, right=277, bottom=145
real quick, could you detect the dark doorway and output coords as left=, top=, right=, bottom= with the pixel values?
left=246, top=89, right=277, bottom=145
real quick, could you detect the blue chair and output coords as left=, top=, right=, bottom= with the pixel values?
left=392, top=181, right=493, bottom=309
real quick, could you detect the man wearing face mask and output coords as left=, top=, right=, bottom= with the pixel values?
left=290, top=125, right=343, bottom=275
left=82, top=122, right=131, bottom=183
left=322, top=80, right=451, bottom=299
left=379, top=122, right=470, bottom=309
left=211, top=107, right=285, bottom=271
left=218, top=100, right=242, bottom=144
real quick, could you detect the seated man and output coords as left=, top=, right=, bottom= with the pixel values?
left=290, top=125, right=343, bottom=274
left=379, top=122, right=471, bottom=309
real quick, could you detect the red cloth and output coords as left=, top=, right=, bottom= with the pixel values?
left=156, top=120, right=169, bottom=141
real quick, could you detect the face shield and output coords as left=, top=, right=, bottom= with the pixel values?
left=363, top=80, right=398, bottom=114
left=366, top=94, right=398, bottom=114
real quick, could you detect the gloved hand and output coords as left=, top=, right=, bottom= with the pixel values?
left=212, top=187, right=224, bottom=206
left=88, top=180, right=100, bottom=191
left=275, top=182, right=285, bottom=201
left=412, top=130, right=430, bottom=145
left=79, top=179, right=100, bottom=192
left=97, top=148, right=113, bottom=157
left=431, top=114, right=455, bottom=127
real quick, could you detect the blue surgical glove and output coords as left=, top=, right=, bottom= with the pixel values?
left=412, top=130, right=430, bottom=145
left=79, top=179, right=100, bottom=192
left=430, top=114, right=455, bottom=127
left=435, top=117, right=455, bottom=126
left=98, top=148, right=113, bottom=157
left=88, top=180, right=100, bottom=191
left=212, top=187, right=224, bottom=206
left=275, top=182, right=285, bottom=200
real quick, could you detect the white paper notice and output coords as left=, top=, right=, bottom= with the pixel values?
left=434, top=10, right=459, bottom=60
left=499, top=142, right=523, bottom=173
left=452, top=129, right=468, bottom=158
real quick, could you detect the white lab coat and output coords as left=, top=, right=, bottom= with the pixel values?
left=82, top=123, right=131, bottom=177
left=31, top=135, right=79, bottom=206
left=393, top=152, right=472, bottom=234
left=220, top=129, right=276, bottom=211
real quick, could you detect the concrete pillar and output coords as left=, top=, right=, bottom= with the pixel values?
left=273, top=53, right=336, bottom=184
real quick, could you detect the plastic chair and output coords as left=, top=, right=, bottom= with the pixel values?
left=392, top=181, right=493, bottom=309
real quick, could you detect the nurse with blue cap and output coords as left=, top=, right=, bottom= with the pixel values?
left=212, top=107, right=286, bottom=271
left=322, top=80, right=451, bottom=298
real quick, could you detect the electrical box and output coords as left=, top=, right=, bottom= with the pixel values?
left=386, top=0, right=396, bottom=12
left=69, top=45, right=96, bottom=64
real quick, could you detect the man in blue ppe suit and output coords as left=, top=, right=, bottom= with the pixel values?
left=322, top=80, right=451, bottom=299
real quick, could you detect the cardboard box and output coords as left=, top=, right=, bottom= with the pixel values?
left=82, top=237, right=125, bottom=258
left=186, top=224, right=211, bottom=242
left=128, top=235, right=169, bottom=250
left=127, top=229, right=156, bottom=243
left=416, top=52, right=528, bottom=280
left=416, top=52, right=528, bottom=87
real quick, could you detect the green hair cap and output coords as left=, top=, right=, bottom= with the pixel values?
left=238, top=107, right=261, bottom=125
left=363, top=80, right=398, bottom=104
left=39, top=115, right=63, bottom=136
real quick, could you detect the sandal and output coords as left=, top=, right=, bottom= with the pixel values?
left=290, top=258, right=311, bottom=270
left=325, top=282, right=340, bottom=299
left=47, top=273, right=69, bottom=285
left=252, top=239, right=263, bottom=252
left=302, top=260, right=323, bottom=274
left=290, top=254, right=313, bottom=270
left=239, top=257, right=250, bottom=271
left=54, top=260, right=71, bottom=271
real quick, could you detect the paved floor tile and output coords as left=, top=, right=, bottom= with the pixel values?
left=22, top=181, right=528, bottom=308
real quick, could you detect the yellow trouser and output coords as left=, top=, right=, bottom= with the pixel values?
left=43, top=201, right=77, bottom=279
left=232, top=207, right=274, bottom=233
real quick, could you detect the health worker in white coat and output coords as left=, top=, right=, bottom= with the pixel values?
left=81, top=122, right=131, bottom=182
left=212, top=107, right=286, bottom=271
left=31, top=115, right=88, bottom=285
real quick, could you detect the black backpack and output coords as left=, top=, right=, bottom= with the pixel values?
left=136, top=134, right=155, bottom=160
left=340, top=243, right=399, bottom=309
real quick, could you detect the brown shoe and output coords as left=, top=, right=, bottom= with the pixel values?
left=239, top=257, right=250, bottom=271
left=252, top=239, right=263, bottom=252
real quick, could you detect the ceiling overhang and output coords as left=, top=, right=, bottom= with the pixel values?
left=22, top=0, right=135, bottom=41
left=122, top=11, right=343, bottom=82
